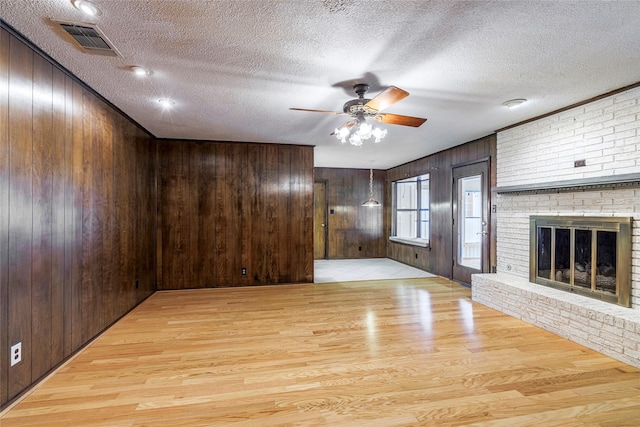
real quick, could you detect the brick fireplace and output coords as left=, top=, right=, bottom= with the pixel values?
left=472, top=85, right=640, bottom=367
left=530, top=215, right=631, bottom=307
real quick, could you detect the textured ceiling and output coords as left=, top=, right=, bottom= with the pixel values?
left=2, top=0, right=640, bottom=169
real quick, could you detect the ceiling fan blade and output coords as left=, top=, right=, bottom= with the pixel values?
left=364, top=86, right=409, bottom=112
left=375, top=113, right=427, bottom=127
left=330, top=120, right=357, bottom=136
left=289, top=108, right=347, bottom=115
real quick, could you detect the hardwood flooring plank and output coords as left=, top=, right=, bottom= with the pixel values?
left=1, top=277, right=638, bottom=426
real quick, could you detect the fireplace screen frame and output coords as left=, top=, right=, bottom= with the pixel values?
left=529, top=216, right=631, bottom=307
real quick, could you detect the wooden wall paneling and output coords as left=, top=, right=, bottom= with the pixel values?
left=314, top=167, right=386, bottom=259
left=69, top=80, right=84, bottom=352
left=227, top=143, right=243, bottom=286
left=291, top=146, right=313, bottom=282
left=204, top=143, right=219, bottom=287
left=159, top=142, right=187, bottom=289
left=1, top=27, right=158, bottom=408
left=0, top=26, right=10, bottom=405
left=50, top=63, right=66, bottom=366
left=386, top=135, right=496, bottom=278
left=135, top=126, right=155, bottom=299
left=301, top=147, right=314, bottom=282
left=156, top=141, right=313, bottom=288
left=291, top=149, right=304, bottom=279
left=256, top=145, right=283, bottom=284
left=112, top=115, right=125, bottom=312
left=434, top=151, right=452, bottom=276
left=100, top=103, right=115, bottom=327
left=195, top=142, right=214, bottom=287
left=277, top=146, right=292, bottom=283
left=214, top=143, right=232, bottom=286
left=81, top=89, right=100, bottom=342
left=265, top=144, right=279, bottom=284
left=7, top=35, right=34, bottom=400
left=188, top=141, right=203, bottom=287
left=31, top=53, right=54, bottom=380
left=239, top=144, right=251, bottom=286
left=248, top=145, right=266, bottom=284
left=154, top=141, right=162, bottom=290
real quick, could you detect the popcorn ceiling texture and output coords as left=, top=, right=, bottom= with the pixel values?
left=3, top=0, right=640, bottom=169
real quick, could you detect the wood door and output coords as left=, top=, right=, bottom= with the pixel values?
left=452, top=161, right=490, bottom=285
left=314, top=181, right=327, bottom=259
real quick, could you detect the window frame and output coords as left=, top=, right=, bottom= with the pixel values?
left=391, top=173, right=430, bottom=247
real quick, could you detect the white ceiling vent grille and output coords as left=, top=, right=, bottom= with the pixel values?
left=53, top=20, right=120, bottom=57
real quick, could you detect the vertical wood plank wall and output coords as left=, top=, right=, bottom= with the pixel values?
left=314, top=168, right=388, bottom=259
left=386, top=135, right=497, bottom=277
left=0, top=27, right=157, bottom=407
left=156, top=140, right=314, bottom=289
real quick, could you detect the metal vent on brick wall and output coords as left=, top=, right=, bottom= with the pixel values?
left=53, top=20, right=120, bottom=57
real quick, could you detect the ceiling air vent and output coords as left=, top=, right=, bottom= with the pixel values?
left=53, top=20, right=120, bottom=57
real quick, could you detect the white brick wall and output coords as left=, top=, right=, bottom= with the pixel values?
left=498, top=86, right=640, bottom=187
left=496, top=189, right=640, bottom=309
left=474, top=86, right=640, bottom=367
left=496, top=86, right=640, bottom=311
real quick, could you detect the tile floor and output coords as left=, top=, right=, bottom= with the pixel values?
left=314, top=258, right=436, bottom=283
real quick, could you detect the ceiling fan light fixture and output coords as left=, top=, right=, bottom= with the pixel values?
left=349, top=132, right=364, bottom=146
left=292, top=84, right=424, bottom=146
left=72, top=0, right=102, bottom=17
left=335, top=126, right=350, bottom=143
left=372, top=127, right=387, bottom=143
left=503, top=98, right=527, bottom=109
left=335, top=118, right=387, bottom=146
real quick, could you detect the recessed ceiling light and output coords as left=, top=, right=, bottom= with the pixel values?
left=158, top=98, right=175, bottom=108
left=72, top=0, right=102, bottom=17
left=130, top=66, right=150, bottom=76
left=502, top=98, right=527, bottom=109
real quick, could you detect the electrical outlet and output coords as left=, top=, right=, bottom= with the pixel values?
left=241, top=267, right=247, bottom=276
left=10, top=342, right=22, bottom=367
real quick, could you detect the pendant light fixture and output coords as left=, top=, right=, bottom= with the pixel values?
left=362, top=168, right=380, bottom=207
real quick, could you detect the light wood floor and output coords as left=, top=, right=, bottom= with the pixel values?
left=2, top=277, right=639, bottom=426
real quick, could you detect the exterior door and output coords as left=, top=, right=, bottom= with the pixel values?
left=452, top=161, right=490, bottom=284
left=314, top=181, right=327, bottom=259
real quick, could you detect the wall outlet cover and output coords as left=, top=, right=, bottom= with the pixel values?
left=10, top=342, right=22, bottom=367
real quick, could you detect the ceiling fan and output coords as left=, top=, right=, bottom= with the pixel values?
left=290, top=84, right=427, bottom=146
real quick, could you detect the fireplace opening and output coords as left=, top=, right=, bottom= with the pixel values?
left=530, top=216, right=631, bottom=307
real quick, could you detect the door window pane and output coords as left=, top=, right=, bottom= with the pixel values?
left=458, top=175, right=481, bottom=270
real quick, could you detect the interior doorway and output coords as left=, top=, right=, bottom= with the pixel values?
left=452, top=161, right=490, bottom=284
left=314, top=181, right=327, bottom=259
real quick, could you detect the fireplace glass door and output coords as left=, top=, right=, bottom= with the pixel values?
left=530, top=216, right=631, bottom=307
